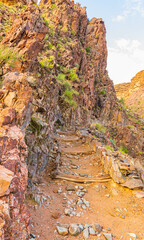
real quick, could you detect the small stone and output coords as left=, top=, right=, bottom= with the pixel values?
left=89, top=227, right=96, bottom=236
left=79, top=173, right=88, bottom=177
left=133, top=191, right=144, bottom=198
left=127, top=233, right=138, bottom=239
left=66, top=185, right=76, bottom=191
left=30, top=233, right=36, bottom=238
left=93, top=223, right=102, bottom=233
left=103, top=233, right=113, bottom=240
left=69, top=224, right=81, bottom=236
left=83, top=228, right=89, bottom=239
left=83, top=199, right=90, bottom=207
left=79, top=224, right=84, bottom=231
left=58, top=224, right=69, bottom=228
left=64, top=208, right=71, bottom=216
left=85, top=224, right=92, bottom=228
left=82, top=204, right=87, bottom=210
left=71, top=211, right=76, bottom=216
left=105, top=194, right=110, bottom=198
left=56, top=226, right=68, bottom=236
left=57, top=189, right=62, bottom=193
left=77, top=191, right=85, bottom=197
left=77, top=199, right=83, bottom=206
left=51, top=212, right=61, bottom=219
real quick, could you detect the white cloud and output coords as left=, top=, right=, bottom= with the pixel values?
left=107, top=38, right=144, bottom=84
left=113, top=0, right=144, bottom=22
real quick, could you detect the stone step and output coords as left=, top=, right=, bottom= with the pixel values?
left=54, top=135, right=80, bottom=143
left=56, top=131, right=76, bottom=136
left=62, top=147, right=93, bottom=156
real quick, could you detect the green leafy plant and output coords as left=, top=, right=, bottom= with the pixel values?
left=127, top=125, right=134, bottom=130
left=56, top=73, right=79, bottom=109
left=0, top=45, right=24, bottom=76
left=90, top=122, right=106, bottom=134
left=37, top=54, right=54, bottom=70
left=85, top=46, right=91, bottom=53
left=119, top=98, right=125, bottom=104
left=119, top=146, right=129, bottom=154
left=99, top=89, right=106, bottom=95
left=105, top=145, right=114, bottom=151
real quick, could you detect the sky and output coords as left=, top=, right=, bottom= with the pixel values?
left=74, top=0, right=144, bottom=84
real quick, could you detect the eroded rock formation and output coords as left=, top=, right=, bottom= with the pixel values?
left=115, top=70, right=144, bottom=119
left=1, top=0, right=37, bottom=5
left=0, top=73, right=32, bottom=239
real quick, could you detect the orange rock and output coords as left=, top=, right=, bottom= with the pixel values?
left=0, top=166, right=14, bottom=197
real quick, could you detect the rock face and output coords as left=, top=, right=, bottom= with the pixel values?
left=115, top=71, right=144, bottom=119
left=0, top=0, right=143, bottom=238
left=1, top=0, right=37, bottom=5
left=0, top=73, right=32, bottom=239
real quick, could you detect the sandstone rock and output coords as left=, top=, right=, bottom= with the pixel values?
left=66, top=185, right=76, bottom=191
left=56, top=226, right=68, bottom=236
left=93, top=223, right=102, bottom=233
left=64, top=208, right=71, bottom=216
left=133, top=191, right=144, bottom=198
left=0, top=166, right=14, bottom=197
left=122, top=178, right=144, bottom=189
left=89, top=227, right=96, bottom=235
left=69, top=224, right=81, bottom=236
left=83, top=228, right=89, bottom=239
left=103, top=233, right=113, bottom=240
left=127, top=233, right=138, bottom=239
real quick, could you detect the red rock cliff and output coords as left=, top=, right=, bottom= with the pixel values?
left=115, top=70, right=144, bottom=118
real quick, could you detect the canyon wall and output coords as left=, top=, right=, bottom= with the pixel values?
left=0, top=0, right=143, bottom=238
left=115, top=70, right=144, bottom=118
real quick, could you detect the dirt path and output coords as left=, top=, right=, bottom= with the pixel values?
left=27, top=131, right=144, bottom=240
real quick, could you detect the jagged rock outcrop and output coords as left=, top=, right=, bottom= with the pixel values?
left=115, top=70, right=144, bottom=119
left=0, top=73, right=32, bottom=239
left=1, top=0, right=37, bottom=5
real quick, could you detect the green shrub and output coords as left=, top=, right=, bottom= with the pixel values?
left=119, top=146, right=129, bottom=154
left=56, top=72, right=79, bottom=109
left=0, top=45, right=24, bottom=76
left=100, top=89, right=106, bottom=95
left=105, top=145, right=114, bottom=151
left=37, top=55, right=54, bottom=70
left=91, top=122, right=106, bottom=134
left=119, top=98, right=125, bottom=104
left=109, top=138, right=116, bottom=145
left=71, top=29, right=76, bottom=35
left=69, top=71, right=78, bottom=81
left=85, top=46, right=91, bottom=53
left=56, top=73, right=66, bottom=83
left=127, top=125, right=134, bottom=130
left=43, top=17, right=49, bottom=27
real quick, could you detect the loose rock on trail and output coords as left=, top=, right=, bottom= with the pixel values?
left=27, top=131, right=144, bottom=240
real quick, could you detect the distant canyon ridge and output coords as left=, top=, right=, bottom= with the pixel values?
left=115, top=70, right=144, bottom=119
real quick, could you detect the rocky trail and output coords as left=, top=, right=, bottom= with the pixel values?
left=27, top=131, right=144, bottom=240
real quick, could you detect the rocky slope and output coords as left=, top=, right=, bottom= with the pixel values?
left=115, top=70, right=144, bottom=119
left=0, top=0, right=143, bottom=239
